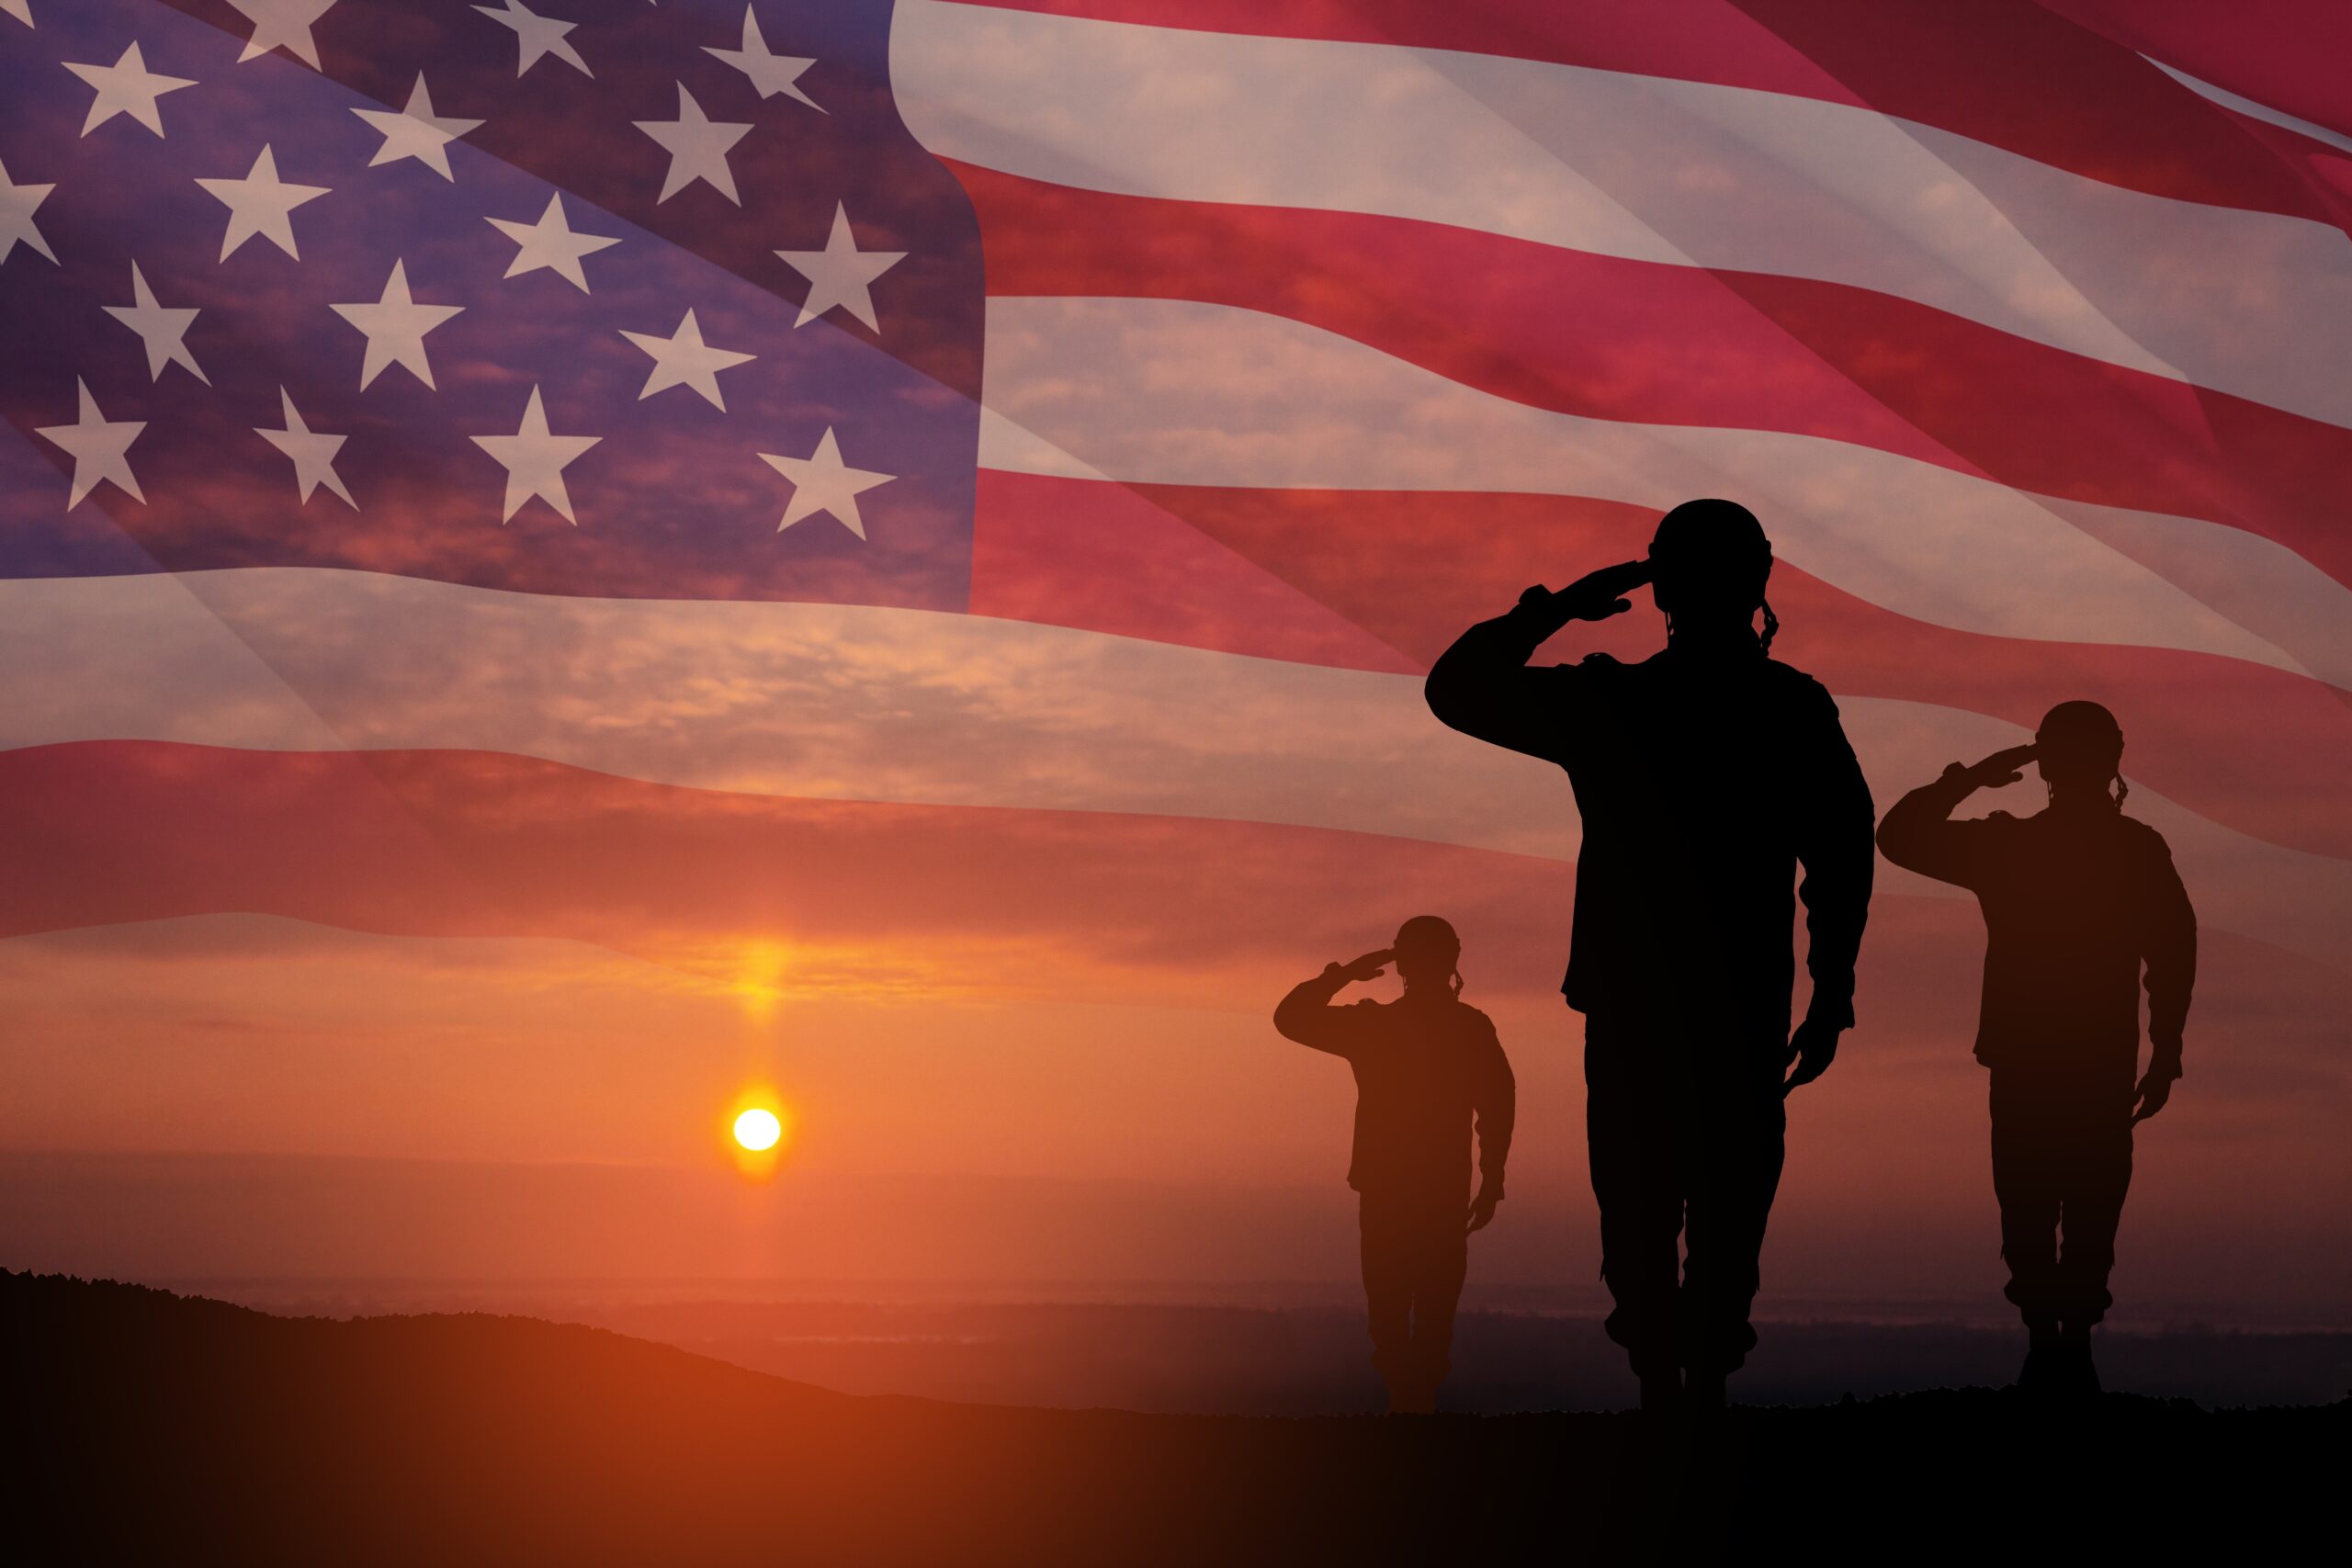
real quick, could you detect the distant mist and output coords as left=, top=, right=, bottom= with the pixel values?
left=6, top=1149, right=2346, bottom=1337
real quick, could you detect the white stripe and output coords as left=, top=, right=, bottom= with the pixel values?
left=0, top=568, right=1575, bottom=859
left=894, top=0, right=2352, bottom=429
left=977, top=296, right=2319, bottom=676
left=0, top=568, right=2340, bottom=966
left=2040, top=495, right=2352, bottom=694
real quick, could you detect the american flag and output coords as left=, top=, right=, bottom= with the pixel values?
left=3, top=2, right=2347, bottom=1254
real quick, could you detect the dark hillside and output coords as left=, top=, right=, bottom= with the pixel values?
left=5, top=1271, right=2338, bottom=1564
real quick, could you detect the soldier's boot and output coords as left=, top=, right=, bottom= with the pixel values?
left=1682, top=1368, right=1728, bottom=1411
left=2057, top=1322, right=2101, bottom=1398
left=2017, top=1317, right=2061, bottom=1395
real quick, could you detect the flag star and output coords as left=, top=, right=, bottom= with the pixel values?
left=0, top=156, right=58, bottom=265
left=329, top=259, right=464, bottom=389
left=472, top=0, right=591, bottom=79
left=706, top=6, right=822, bottom=112
left=225, top=1, right=338, bottom=69
left=486, top=193, right=619, bottom=292
left=64, top=41, right=196, bottom=138
left=472, top=386, right=599, bottom=525
left=758, top=427, right=891, bottom=538
left=620, top=309, right=755, bottom=410
left=104, top=262, right=209, bottom=385
left=36, top=380, right=145, bottom=512
left=3, top=1, right=31, bottom=28
left=352, top=74, right=482, bottom=181
left=256, top=387, right=354, bottom=508
left=773, top=203, right=904, bottom=331
left=634, top=84, right=751, bottom=206
left=196, top=145, right=328, bottom=261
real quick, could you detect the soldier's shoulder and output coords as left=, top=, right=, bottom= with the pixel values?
left=2117, top=813, right=2175, bottom=855
left=1762, top=656, right=1834, bottom=702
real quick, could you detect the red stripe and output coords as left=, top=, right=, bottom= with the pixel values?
left=958, top=166, right=2352, bottom=592
left=968, top=471, right=1419, bottom=672
left=973, top=474, right=2352, bottom=862
left=2212, top=109, right=2352, bottom=241
left=0, top=741, right=1573, bottom=992
left=2035, top=0, right=2352, bottom=143
left=961, top=0, right=2337, bottom=225
left=4, top=742, right=2343, bottom=1028
left=2036, top=0, right=2352, bottom=236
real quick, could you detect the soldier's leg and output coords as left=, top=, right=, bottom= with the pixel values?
left=1680, top=1061, right=1787, bottom=1382
left=2056, top=1077, right=2136, bottom=1330
left=1584, top=1014, right=1683, bottom=1384
left=1358, top=1192, right=1415, bottom=1404
left=1405, top=1197, right=1471, bottom=1408
left=1989, top=1072, right=2063, bottom=1330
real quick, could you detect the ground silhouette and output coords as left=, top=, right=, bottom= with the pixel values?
left=6, top=1272, right=2338, bottom=1564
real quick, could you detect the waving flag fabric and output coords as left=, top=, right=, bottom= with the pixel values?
left=2, top=1, right=2346, bottom=1296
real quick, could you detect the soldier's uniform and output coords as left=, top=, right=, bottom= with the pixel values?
left=1427, top=600, right=1875, bottom=1382
left=1275, top=970, right=1515, bottom=1405
left=1878, top=767, right=2196, bottom=1329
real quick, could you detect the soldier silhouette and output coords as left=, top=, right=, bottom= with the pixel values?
left=1424, top=499, right=1875, bottom=1411
left=1877, top=701, right=2195, bottom=1395
left=1275, top=916, right=1515, bottom=1415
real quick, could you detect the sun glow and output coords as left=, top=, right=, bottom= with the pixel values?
left=726, top=1090, right=792, bottom=1177
left=729, top=942, right=789, bottom=1019
left=733, top=1106, right=783, bottom=1152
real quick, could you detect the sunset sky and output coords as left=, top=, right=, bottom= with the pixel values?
left=4, top=0, right=2348, bottom=1331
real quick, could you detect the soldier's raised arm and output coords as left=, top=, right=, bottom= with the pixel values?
left=1273, top=950, right=1391, bottom=1055
left=1875, top=745, right=2038, bottom=889
left=1424, top=560, right=1651, bottom=761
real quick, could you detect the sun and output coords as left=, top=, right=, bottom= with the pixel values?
left=733, top=1107, right=784, bottom=1152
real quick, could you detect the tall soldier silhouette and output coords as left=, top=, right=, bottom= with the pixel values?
left=1425, top=499, right=1874, bottom=1411
left=1275, top=916, right=1515, bottom=1414
left=1877, top=702, right=2195, bottom=1395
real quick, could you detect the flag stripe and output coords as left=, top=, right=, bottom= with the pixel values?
left=0, top=741, right=1583, bottom=981
left=956, top=164, right=2352, bottom=596
left=970, top=474, right=2352, bottom=863
left=0, top=566, right=1571, bottom=860
left=2031, top=0, right=2352, bottom=160
left=967, top=467, right=1424, bottom=673
left=895, top=0, right=2352, bottom=427
left=942, top=0, right=2352, bottom=219
left=0, top=741, right=2343, bottom=985
left=3, top=568, right=2346, bottom=963
left=2141, top=56, right=2352, bottom=161
left=976, top=296, right=2338, bottom=682
left=6, top=558, right=2341, bottom=866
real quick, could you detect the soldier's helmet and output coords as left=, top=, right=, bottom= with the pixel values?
left=1392, top=915, right=1460, bottom=961
left=2035, top=700, right=2125, bottom=770
left=1648, top=498, right=1770, bottom=603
